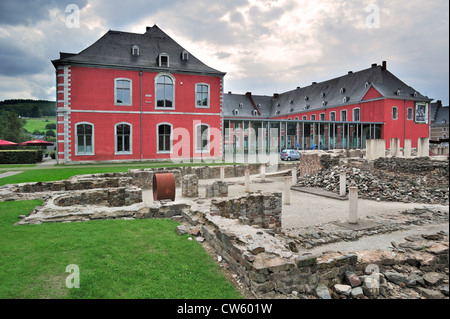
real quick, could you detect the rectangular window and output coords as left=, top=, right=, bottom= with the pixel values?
left=156, top=75, right=174, bottom=108
left=115, top=79, right=132, bottom=105
left=341, top=110, right=347, bottom=121
left=353, top=108, right=360, bottom=122
left=196, top=84, right=209, bottom=108
left=311, top=115, right=316, bottom=121
left=76, top=123, right=93, bottom=155
left=302, top=116, right=307, bottom=120
left=320, top=113, right=325, bottom=121
left=392, top=106, right=398, bottom=120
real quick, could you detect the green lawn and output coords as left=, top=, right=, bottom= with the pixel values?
left=0, top=200, right=242, bottom=299
left=0, top=162, right=234, bottom=186
left=22, top=116, right=56, bottom=135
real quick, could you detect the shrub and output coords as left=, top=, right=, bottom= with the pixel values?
left=0, top=150, right=43, bottom=164
left=50, top=151, right=56, bottom=159
left=45, top=123, right=56, bottom=129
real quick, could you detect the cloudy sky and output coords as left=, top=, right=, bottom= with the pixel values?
left=0, top=0, right=448, bottom=105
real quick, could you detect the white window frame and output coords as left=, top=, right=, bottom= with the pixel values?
left=195, top=83, right=210, bottom=108
left=114, top=122, right=132, bottom=155
left=341, top=110, right=347, bottom=121
left=156, top=122, right=173, bottom=154
left=155, top=73, right=175, bottom=110
left=320, top=113, right=325, bottom=121
left=407, top=107, right=413, bottom=121
left=392, top=106, right=398, bottom=120
left=75, top=122, right=94, bottom=156
left=330, top=111, right=336, bottom=122
left=195, top=123, right=210, bottom=154
left=159, top=53, right=169, bottom=67
left=114, top=78, right=132, bottom=106
left=302, top=115, right=307, bottom=120
left=353, top=108, right=360, bottom=122
left=311, top=114, right=316, bottom=121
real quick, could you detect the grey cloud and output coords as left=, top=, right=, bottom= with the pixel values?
left=0, top=0, right=88, bottom=26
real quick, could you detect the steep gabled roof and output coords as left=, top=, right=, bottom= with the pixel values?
left=224, top=63, right=433, bottom=119
left=52, top=25, right=225, bottom=76
left=222, top=92, right=272, bottom=118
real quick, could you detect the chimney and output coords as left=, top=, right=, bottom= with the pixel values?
left=348, top=71, right=353, bottom=74
left=312, top=82, right=317, bottom=85
left=146, top=26, right=151, bottom=31
left=371, top=63, right=377, bottom=68
left=228, top=91, right=232, bottom=94
left=382, top=61, right=387, bottom=70
left=273, top=93, right=279, bottom=98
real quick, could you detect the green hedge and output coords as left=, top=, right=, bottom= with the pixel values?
left=0, top=150, right=43, bottom=164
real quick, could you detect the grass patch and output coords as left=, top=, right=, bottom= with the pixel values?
left=0, top=200, right=242, bottom=299
left=23, top=117, right=56, bottom=135
left=0, top=162, right=237, bottom=186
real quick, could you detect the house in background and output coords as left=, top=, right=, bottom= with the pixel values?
left=53, top=26, right=434, bottom=163
left=430, top=100, right=449, bottom=144
left=223, top=61, right=433, bottom=154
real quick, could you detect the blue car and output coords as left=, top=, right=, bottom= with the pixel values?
left=280, top=149, right=300, bottom=161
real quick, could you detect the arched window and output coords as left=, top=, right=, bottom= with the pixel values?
left=75, top=122, right=94, bottom=155
left=353, top=108, right=360, bottom=122
left=156, top=74, right=174, bottom=109
left=157, top=123, right=172, bottom=153
left=115, top=123, right=132, bottom=154
left=330, top=112, right=336, bottom=121
left=195, top=123, right=210, bottom=153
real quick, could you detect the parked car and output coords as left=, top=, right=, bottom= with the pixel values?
left=280, top=149, right=300, bottom=161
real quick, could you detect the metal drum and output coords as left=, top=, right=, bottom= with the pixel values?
left=153, top=173, right=176, bottom=201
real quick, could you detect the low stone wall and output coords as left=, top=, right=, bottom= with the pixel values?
left=298, top=154, right=322, bottom=177
left=13, top=176, right=133, bottom=193
left=373, top=157, right=449, bottom=176
left=210, top=192, right=282, bottom=231
left=53, top=187, right=142, bottom=207
left=182, top=174, right=199, bottom=197
left=205, top=181, right=228, bottom=198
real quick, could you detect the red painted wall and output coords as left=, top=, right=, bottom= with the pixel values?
left=66, top=66, right=223, bottom=162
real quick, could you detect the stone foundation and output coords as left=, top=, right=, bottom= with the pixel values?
left=205, top=181, right=228, bottom=198
left=181, top=174, right=199, bottom=197
left=53, top=187, right=142, bottom=207
left=210, top=192, right=282, bottom=231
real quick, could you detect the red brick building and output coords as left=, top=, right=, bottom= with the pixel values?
left=53, top=26, right=433, bottom=163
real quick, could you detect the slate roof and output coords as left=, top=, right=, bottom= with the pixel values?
left=224, top=63, right=433, bottom=119
left=431, top=103, right=449, bottom=127
left=52, top=25, right=225, bottom=76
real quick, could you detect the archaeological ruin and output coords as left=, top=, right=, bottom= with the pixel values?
left=0, top=150, right=448, bottom=299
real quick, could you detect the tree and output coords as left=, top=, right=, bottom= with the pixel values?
left=0, top=111, right=27, bottom=143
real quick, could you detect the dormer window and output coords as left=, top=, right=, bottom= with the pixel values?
left=365, top=82, right=370, bottom=88
left=131, top=45, right=139, bottom=56
left=276, top=110, right=281, bottom=115
left=239, top=103, right=243, bottom=108
left=340, top=88, right=345, bottom=94
left=181, top=50, right=189, bottom=61
left=159, top=53, right=169, bottom=67
left=413, top=91, right=418, bottom=97
left=343, top=96, right=349, bottom=103
left=304, top=96, right=309, bottom=101
left=396, top=89, right=402, bottom=96
left=322, top=101, right=327, bottom=107
left=232, top=109, right=239, bottom=116
left=304, top=105, right=310, bottom=110
left=289, top=107, right=294, bottom=113
left=290, top=100, right=294, bottom=104
left=257, top=104, right=262, bottom=108
left=321, top=92, right=326, bottom=98
left=252, top=110, right=259, bottom=116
